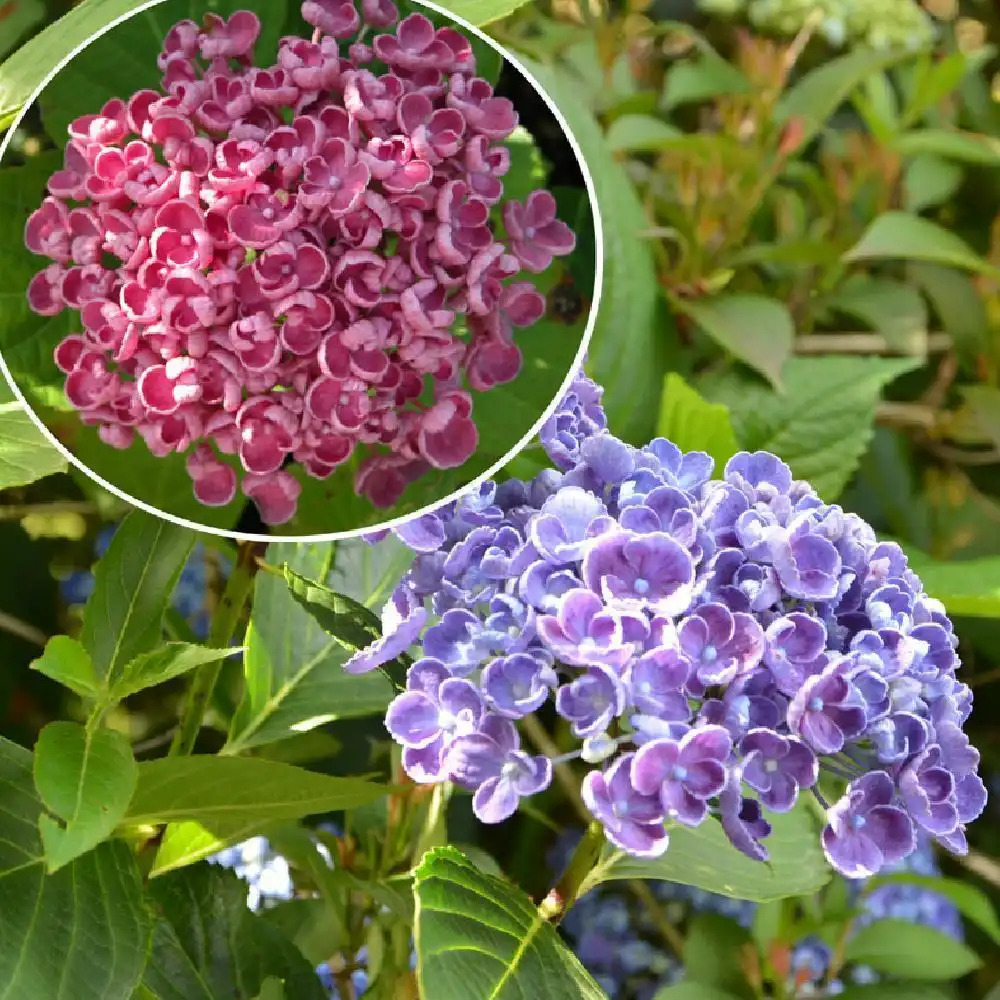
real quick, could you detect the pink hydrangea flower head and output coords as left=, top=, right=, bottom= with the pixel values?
left=24, top=0, right=580, bottom=527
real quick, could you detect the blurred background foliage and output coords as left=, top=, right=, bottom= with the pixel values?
left=4, top=0, right=1000, bottom=997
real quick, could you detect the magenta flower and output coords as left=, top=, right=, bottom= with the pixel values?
left=504, top=191, right=577, bottom=272
left=24, top=0, right=578, bottom=526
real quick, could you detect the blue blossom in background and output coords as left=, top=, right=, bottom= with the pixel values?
left=351, top=372, right=986, bottom=880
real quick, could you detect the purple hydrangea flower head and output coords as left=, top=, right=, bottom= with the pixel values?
left=445, top=716, right=552, bottom=823
left=631, top=726, right=732, bottom=826
left=822, top=771, right=916, bottom=878
left=739, top=728, right=817, bottom=812
left=346, top=373, right=984, bottom=878
left=581, top=753, right=669, bottom=857
left=25, top=0, right=578, bottom=525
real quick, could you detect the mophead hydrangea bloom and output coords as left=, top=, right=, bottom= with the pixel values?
left=352, top=373, right=986, bottom=879
left=24, top=0, right=576, bottom=525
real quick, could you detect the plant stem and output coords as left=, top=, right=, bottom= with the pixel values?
left=168, top=540, right=264, bottom=756
left=540, top=821, right=605, bottom=924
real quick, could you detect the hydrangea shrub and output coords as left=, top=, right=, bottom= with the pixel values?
left=352, top=372, right=987, bottom=879
left=22, top=0, right=577, bottom=525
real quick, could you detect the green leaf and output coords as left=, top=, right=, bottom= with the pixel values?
left=962, top=384, right=1000, bottom=452
left=435, top=0, right=533, bottom=24
left=253, top=979, right=287, bottom=1000
left=0, top=0, right=150, bottom=121
left=893, top=128, right=1000, bottom=165
left=580, top=804, right=830, bottom=902
left=0, top=0, right=45, bottom=62
left=908, top=263, right=988, bottom=370
left=901, top=544, right=1000, bottom=618
left=280, top=565, right=390, bottom=661
left=0, top=737, right=151, bottom=1000
left=776, top=48, right=915, bottom=145
left=501, top=125, right=547, bottom=202
left=225, top=542, right=394, bottom=754
left=836, top=986, right=953, bottom=1000
left=702, top=355, right=919, bottom=500
left=124, top=755, right=384, bottom=828
left=109, top=642, right=237, bottom=702
left=32, top=721, right=137, bottom=871
left=150, top=818, right=285, bottom=878
left=653, top=987, right=741, bottom=1000
left=262, top=898, right=347, bottom=965
left=683, top=914, right=753, bottom=996
left=823, top=276, right=928, bottom=354
left=657, top=372, right=739, bottom=471
left=80, top=513, right=194, bottom=682
left=902, top=154, right=963, bottom=214
left=900, top=51, right=971, bottom=127
left=30, top=635, right=100, bottom=698
left=843, top=919, right=981, bottom=980
left=845, top=212, right=999, bottom=277
left=141, top=864, right=327, bottom=1000
left=605, top=114, right=681, bottom=152
left=0, top=401, right=65, bottom=487
left=523, top=56, right=666, bottom=445
left=414, top=846, right=606, bottom=999
left=673, top=294, right=794, bottom=389
left=865, top=873, right=1000, bottom=945
left=661, top=52, right=750, bottom=110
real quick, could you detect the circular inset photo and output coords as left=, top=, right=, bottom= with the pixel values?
left=0, top=0, right=600, bottom=537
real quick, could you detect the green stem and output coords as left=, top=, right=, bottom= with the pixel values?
left=168, top=540, right=264, bottom=757
left=539, top=821, right=605, bottom=925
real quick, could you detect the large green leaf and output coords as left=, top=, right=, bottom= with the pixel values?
left=901, top=545, right=1000, bottom=618
left=522, top=56, right=667, bottom=446
left=108, top=642, right=237, bottom=702
left=124, top=755, right=385, bottom=828
left=150, top=817, right=286, bottom=878
left=0, top=737, right=150, bottom=1000
left=30, top=635, right=100, bottom=698
left=580, top=805, right=830, bottom=903
left=672, top=294, right=794, bottom=389
left=414, top=846, right=606, bottom=999
left=845, top=212, right=1000, bottom=277
left=434, top=0, right=533, bottom=24
left=823, top=276, right=928, bottom=354
left=0, top=0, right=44, bottom=63
left=843, top=919, right=981, bottom=980
left=893, top=128, right=1000, bottom=165
left=775, top=48, right=917, bottom=144
left=80, top=513, right=194, bottom=682
left=225, top=542, right=394, bottom=755
left=653, top=987, right=741, bottom=1000
left=33, top=721, right=137, bottom=871
left=701, top=355, right=919, bottom=501
left=908, top=263, right=988, bottom=371
left=0, top=0, right=148, bottom=122
left=656, top=372, right=739, bottom=472
left=141, top=864, right=328, bottom=1000
left=0, top=400, right=65, bottom=488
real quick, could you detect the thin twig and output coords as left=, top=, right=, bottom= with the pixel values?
left=793, top=332, right=951, bottom=355
left=0, top=501, right=96, bottom=520
left=520, top=715, right=686, bottom=956
left=0, top=610, right=48, bottom=648
left=925, top=442, right=1000, bottom=466
left=169, top=540, right=264, bottom=756
left=876, top=402, right=938, bottom=431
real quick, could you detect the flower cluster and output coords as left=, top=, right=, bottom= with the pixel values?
left=698, top=0, right=934, bottom=50
left=24, top=0, right=575, bottom=524
left=353, top=371, right=986, bottom=879
left=557, top=831, right=961, bottom=999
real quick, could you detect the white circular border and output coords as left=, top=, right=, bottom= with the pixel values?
left=0, top=0, right=604, bottom=544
